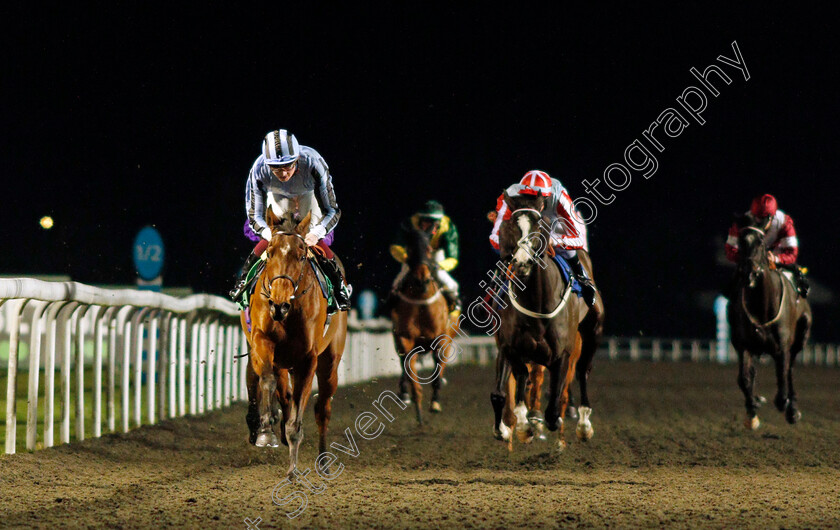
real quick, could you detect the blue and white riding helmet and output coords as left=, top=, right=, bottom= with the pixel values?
left=262, top=129, right=300, bottom=166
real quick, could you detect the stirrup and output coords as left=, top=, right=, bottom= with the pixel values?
left=229, top=279, right=247, bottom=300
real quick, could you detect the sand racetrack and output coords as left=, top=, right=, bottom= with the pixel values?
left=1, top=360, right=839, bottom=529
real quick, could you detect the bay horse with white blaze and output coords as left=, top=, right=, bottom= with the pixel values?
left=729, top=212, right=812, bottom=429
left=390, top=227, right=454, bottom=425
left=242, top=211, right=348, bottom=479
left=491, top=190, right=604, bottom=452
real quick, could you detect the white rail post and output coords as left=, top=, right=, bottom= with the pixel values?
left=608, top=337, right=618, bottom=361
left=43, top=301, right=69, bottom=448
left=75, top=305, right=92, bottom=442
left=168, top=313, right=178, bottom=419
left=104, top=306, right=121, bottom=434
left=118, top=307, right=138, bottom=433
left=230, top=327, right=240, bottom=403
left=651, top=339, right=662, bottom=362
left=189, top=314, right=200, bottom=415
left=155, top=312, right=168, bottom=423
left=197, top=316, right=208, bottom=414
left=239, top=330, right=249, bottom=401
left=177, top=318, right=187, bottom=415
left=629, top=338, right=640, bottom=361
left=223, top=324, right=233, bottom=407
left=147, top=310, right=160, bottom=425
left=91, top=306, right=105, bottom=438
left=215, top=321, right=225, bottom=409
left=4, top=299, right=26, bottom=454
left=207, top=318, right=219, bottom=411
left=26, top=301, right=49, bottom=451
left=671, top=340, right=681, bottom=362
left=58, top=303, right=80, bottom=444
left=131, top=307, right=152, bottom=427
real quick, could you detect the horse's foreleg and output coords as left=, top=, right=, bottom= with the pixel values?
left=252, top=335, right=279, bottom=448
left=286, top=355, right=318, bottom=480
left=429, top=346, right=448, bottom=413
left=275, top=368, right=291, bottom=446
left=245, top=357, right=260, bottom=445
left=510, top=359, right=535, bottom=444
left=491, top=349, right=511, bottom=442
left=737, top=350, right=760, bottom=430
left=526, top=365, right=547, bottom=440
left=772, top=349, right=791, bottom=415
left=314, top=351, right=338, bottom=457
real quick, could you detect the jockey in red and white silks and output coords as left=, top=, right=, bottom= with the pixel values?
left=489, top=170, right=596, bottom=305
left=725, top=194, right=798, bottom=266
left=490, top=170, right=588, bottom=256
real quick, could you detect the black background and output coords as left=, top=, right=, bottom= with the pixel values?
left=2, top=4, right=837, bottom=339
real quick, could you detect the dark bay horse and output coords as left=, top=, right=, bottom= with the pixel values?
left=729, top=212, right=812, bottom=429
left=390, top=227, right=454, bottom=425
left=242, top=211, right=348, bottom=479
left=491, top=191, right=604, bottom=452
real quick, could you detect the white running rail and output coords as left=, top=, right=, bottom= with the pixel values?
left=1, top=278, right=245, bottom=454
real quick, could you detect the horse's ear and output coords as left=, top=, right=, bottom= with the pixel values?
left=503, top=190, right=515, bottom=210
left=266, top=206, right=281, bottom=230
left=296, top=211, right=312, bottom=235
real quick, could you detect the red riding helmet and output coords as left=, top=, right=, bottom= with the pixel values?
left=750, top=194, right=778, bottom=217
left=519, top=170, right=552, bottom=197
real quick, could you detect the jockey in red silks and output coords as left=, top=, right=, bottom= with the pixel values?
left=489, top=170, right=597, bottom=306
left=725, top=193, right=809, bottom=297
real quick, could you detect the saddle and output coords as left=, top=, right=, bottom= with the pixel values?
left=236, top=251, right=339, bottom=311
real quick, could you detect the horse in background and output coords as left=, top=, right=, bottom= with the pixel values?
left=390, top=226, right=455, bottom=425
left=491, top=190, right=604, bottom=452
left=242, top=211, right=348, bottom=479
left=729, top=212, right=812, bottom=429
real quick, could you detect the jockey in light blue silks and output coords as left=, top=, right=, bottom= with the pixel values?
left=230, top=129, right=351, bottom=311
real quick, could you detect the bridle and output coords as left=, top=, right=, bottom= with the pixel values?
left=260, top=231, right=314, bottom=302
left=505, top=208, right=569, bottom=319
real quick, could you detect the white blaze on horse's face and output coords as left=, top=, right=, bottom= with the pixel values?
left=513, top=214, right=534, bottom=270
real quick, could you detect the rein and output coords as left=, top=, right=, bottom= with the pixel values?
left=740, top=270, right=786, bottom=328
left=737, top=224, right=785, bottom=328
left=260, top=231, right=315, bottom=302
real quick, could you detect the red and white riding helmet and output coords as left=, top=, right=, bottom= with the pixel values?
left=750, top=194, right=778, bottom=217
left=518, top=170, right=552, bottom=197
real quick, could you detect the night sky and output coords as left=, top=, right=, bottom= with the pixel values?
left=2, top=4, right=838, bottom=339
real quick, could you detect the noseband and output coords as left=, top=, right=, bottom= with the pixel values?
left=260, top=231, right=313, bottom=301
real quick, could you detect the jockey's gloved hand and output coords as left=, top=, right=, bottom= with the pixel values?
left=260, top=227, right=272, bottom=242
left=305, top=225, right=326, bottom=246
left=438, top=258, right=458, bottom=272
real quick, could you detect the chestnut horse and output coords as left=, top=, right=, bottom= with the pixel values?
left=728, top=212, right=812, bottom=429
left=491, top=191, right=604, bottom=452
left=390, top=227, right=454, bottom=425
left=242, top=211, right=348, bottom=479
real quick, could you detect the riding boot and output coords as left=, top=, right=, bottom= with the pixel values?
left=321, top=257, right=352, bottom=312
left=566, top=254, right=597, bottom=307
left=794, top=266, right=810, bottom=298
left=229, top=251, right=261, bottom=300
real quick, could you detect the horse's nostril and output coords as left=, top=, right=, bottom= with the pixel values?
left=280, top=302, right=291, bottom=313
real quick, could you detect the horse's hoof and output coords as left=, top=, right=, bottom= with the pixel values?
left=554, top=439, right=567, bottom=453
left=566, top=406, right=579, bottom=420
left=745, top=416, right=760, bottom=430
left=255, top=431, right=279, bottom=448
left=575, top=406, right=594, bottom=441
left=536, top=432, right=548, bottom=442
left=429, top=401, right=442, bottom=413
left=494, top=422, right=512, bottom=442
left=400, top=392, right=411, bottom=404
left=527, top=410, right=545, bottom=425
left=515, top=424, right=536, bottom=444
left=440, top=377, right=448, bottom=386
left=756, top=395, right=767, bottom=405
left=774, top=395, right=788, bottom=413
left=785, top=407, right=801, bottom=424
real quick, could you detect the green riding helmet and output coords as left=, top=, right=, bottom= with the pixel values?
left=418, top=200, right=445, bottom=220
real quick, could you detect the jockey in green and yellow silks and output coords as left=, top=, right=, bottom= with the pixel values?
left=387, top=200, right=461, bottom=314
